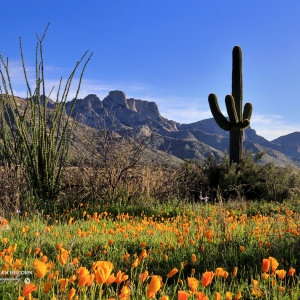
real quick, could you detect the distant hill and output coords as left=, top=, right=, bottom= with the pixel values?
left=2, top=91, right=300, bottom=168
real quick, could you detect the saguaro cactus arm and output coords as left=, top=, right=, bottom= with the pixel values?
left=242, top=102, right=253, bottom=128
left=208, top=93, right=230, bottom=131
left=225, top=95, right=239, bottom=125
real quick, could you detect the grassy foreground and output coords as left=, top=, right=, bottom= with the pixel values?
left=1, top=199, right=300, bottom=300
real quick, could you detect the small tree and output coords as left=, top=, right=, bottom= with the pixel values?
left=0, top=24, right=92, bottom=211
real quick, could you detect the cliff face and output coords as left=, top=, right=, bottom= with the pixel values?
left=65, top=90, right=178, bottom=131
left=31, top=90, right=300, bottom=166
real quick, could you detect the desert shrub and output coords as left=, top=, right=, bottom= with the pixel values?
left=175, top=151, right=300, bottom=203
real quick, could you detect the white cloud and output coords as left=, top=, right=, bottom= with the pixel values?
left=250, top=114, right=300, bottom=141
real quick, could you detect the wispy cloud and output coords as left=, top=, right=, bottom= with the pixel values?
left=2, top=60, right=299, bottom=141
left=250, top=114, right=300, bottom=141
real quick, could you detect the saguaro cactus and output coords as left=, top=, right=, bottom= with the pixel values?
left=208, top=46, right=253, bottom=165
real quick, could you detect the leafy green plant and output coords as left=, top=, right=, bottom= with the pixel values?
left=0, top=24, right=92, bottom=212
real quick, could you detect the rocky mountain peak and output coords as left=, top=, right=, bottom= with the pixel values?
left=103, top=90, right=129, bottom=108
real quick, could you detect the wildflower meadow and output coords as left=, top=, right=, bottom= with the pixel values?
left=1, top=199, right=300, bottom=299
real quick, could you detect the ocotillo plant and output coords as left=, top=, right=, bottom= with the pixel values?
left=208, top=46, right=253, bottom=165
left=0, top=24, right=92, bottom=212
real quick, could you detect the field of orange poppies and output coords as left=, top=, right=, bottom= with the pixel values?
left=1, top=199, right=300, bottom=299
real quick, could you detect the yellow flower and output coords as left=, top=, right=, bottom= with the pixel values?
left=58, top=278, right=69, bottom=291
left=147, top=275, right=161, bottom=298
left=188, top=277, right=199, bottom=293
left=34, top=259, right=48, bottom=279
left=215, top=268, right=224, bottom=277
left=59, top=250, right=69, bottom=265
left=262, top=272, right=269, bottom=280
left=94, top=261, right=114, bottom=284
left=119, top=285, right=130, bottom=300
left=275, top=269, right=286, bottom=279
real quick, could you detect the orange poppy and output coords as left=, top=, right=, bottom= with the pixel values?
left=191, top=254, right=197, bottom=263
left=275, top=270, right=286, bottom=279
left=68, top=287, right=76, bottom=300
left=188, top=277, right=199, bottom=293
left=215, top=268, right=224, bottom=277
left=22, top=282, right=38, bottom=296
left=119, top=285, right=130, bottom=300
left=202, top=271, right=214, bottom=287
left=262, top=259, right=270, bottom=273
left=147, top=275, right=161, bottom=298
left=140, top=270, right=149, bottom=282
left=269, top=257, right=279, bottom=274
left=115, top=270, right=128, bottom=284
left=34, top=259, right=48, bottom=279
left=167, top=268, right=178, bottom=278
left=214, top=292, right=221, bottom=300
left=288, top=267, right=295, bottom=276
left=195, top=291, right=208, bottom=300
left=178, top=291, right=190, bottom=300
left=59, top=250, right=69, bottom=265
left=42, top=281, right=52, bottom=293
left=94, top=261, right=114, bottom=284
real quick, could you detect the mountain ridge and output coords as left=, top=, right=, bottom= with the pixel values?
left=3, top=91, right=300, bottom=167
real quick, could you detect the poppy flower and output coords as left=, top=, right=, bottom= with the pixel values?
left=140, top=270, right=149, bottom=282
left=178, top=291, right=190, bottom=300
left=195, top=291, right=208, bottom=300
left=262, top=272, right=269, bottom=280
left=262, top=259, right=270, bottom=273
left=202, top=271, right=214, bottom=287
left=188, top=277, right=199, bottom=293
left=138, top=249, right=147, bottom=261
left=147, top=275, right=161, bottom=298
left=225, top=292, right=232, bottom=300
left=215, top=268, right=224, bottom=277
left=191, top=254, right=196, bottom=263
left=288, top=267, right=295, bottom=276
left=22, top=282, right=38, bottom=296
left=233, top=267, right=238, bottom=277
left=234, top=291, right=242, bottom=300
left=119, top=285, right=130, bottom=300
left=34, top=259, right=48, bottom=279
left=59, top=250, right=69, bottom=265
left=269, top=257, right=279, bottom=274
left=160, top=296, right=169, bottom=300
left=167, top=268, right=178, bottom=278
left=58, top=278, right=69, bottom=291
left=214, top=292, right=221, bottom=300
left=275, top=270, right=286, bottom=279
left=86, top=274, right=95, bottom=287
left=68, top=287, right=76, bottom=300
left=94, top=261, right=114, bottom=284
left=115, top=270, right=128, bottom=284
left=42, top=281, right=52, bottom=293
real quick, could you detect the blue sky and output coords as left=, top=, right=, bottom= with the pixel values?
left=1, top=1, right=300, bottom=141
